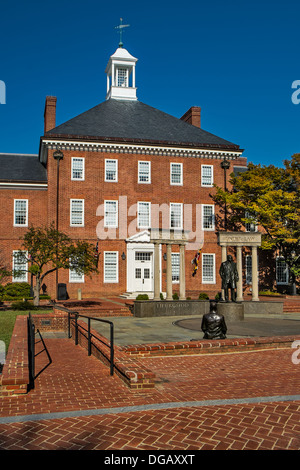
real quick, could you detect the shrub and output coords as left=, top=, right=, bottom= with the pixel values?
left=199, top=293, right=209, bottom=300
left=136, top=294, right=149, bottom=300
left=172, top=292, right=179, bottom=300
left=1, top=282, right=31, bottom=300
left=10, top=300, right=36, bottom=310
left=215, top=292, right=222, bottom=301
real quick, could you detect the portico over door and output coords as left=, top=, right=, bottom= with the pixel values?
left=126, top=230, right=160, bottom=295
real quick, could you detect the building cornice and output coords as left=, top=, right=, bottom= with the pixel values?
left=40, top=136, right=243, bottom=163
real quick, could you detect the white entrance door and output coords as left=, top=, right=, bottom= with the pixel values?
left=134, top=251, right=153, bottom=292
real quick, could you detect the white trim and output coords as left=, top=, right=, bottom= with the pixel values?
left=170, top=203, right=183, bottom=229
left=13, top=199, right=28, bottom=227
left=126, top=241, right=158, bottom=294
left=201, top=204, right=215, bottom=231
left=69, top=264, right=85, bottom=283
left=201, top=164, right=214, bottom=187
left=0, top=183, right=47, bottom=188
left=104, top=200, right=118, bottom=228
left=170, top=162, right=183, bottom=186
left=202, top=253, right=216, bottom=284
left=105, top=158, right=118, bottom=182
left=70, top=199, right=85, bottom=227
left=104, top=251, right=119, bottom=283
left=71, top=157, right=85, bottom=181
left=137, top=201, right=151, bottom=229
left=171, top=252, right=180, bottom=284
left=12, top=250, right=28, bottom=282
left=42, top=139, right=243, bottom=161
left=276, top=257, right=289, bottom=285
left=138, top=160, right=151, bottom=184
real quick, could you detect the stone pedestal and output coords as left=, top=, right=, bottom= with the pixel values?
left=133, top=300, right=210, bottom=317
left=217, top=302, right=244, bottom=322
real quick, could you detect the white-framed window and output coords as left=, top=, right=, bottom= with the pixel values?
left=137, top=202, right=151, bottom=228
left=105, top=159, right=118, bottom=182
left=245, top=211, right=257, bottom=232
left=69, top=257, right=84, bottom=283
left=70, top=199, right=84, bottom=226
left=104, top=200, right=118, bottom=227
left=12, top=250, right=28, bottom=282
left=138, top=161, right=151, bottom=184
left=201, top=165, right=213, bottom=186
left=202, top=205, right=215, bottom=230
left=14, top=199, right=28, bottom=226
left=170, top=163, right=183, bottom=185
left=170, top=203, right=183, bottom=229
left=276, top=257, right=289, bottom=285
left=202, top=253, right=215, bottom=284
left=246, top=255, right=252, bottom=284
left=171, top=253, right=180, bottom=283
left=104, top=251, right=118, bottom=283
left=117, top=68, right=128, bottom=87
left=71, top=157, right=85, bottom=180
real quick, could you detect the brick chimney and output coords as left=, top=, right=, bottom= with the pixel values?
left=180, top=106, right=201, bottom=128
left=44, top=96, right=57, bottom=133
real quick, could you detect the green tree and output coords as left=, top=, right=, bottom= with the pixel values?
left=212, top=154, right=300, bottom=288
left=14, top=225, right=99, bottom=306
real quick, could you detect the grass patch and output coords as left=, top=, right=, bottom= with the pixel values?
left=0, top=310, right=52, bottom=356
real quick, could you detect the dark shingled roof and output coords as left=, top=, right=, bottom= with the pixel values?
left=47, top=99, right=240, bottom=150
left=0, top=154, right=47, bottom=182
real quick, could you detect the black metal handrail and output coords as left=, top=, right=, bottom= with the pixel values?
left=27, top=313, right=52, bottom=389
left=67, top=311, right=114, bottom=376
left=27, top=313, right=35, bottom=389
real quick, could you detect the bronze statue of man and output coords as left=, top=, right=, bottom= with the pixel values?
left=201, top=301, right=227, bottom=339
left=219, top=254, right=239, bottom=302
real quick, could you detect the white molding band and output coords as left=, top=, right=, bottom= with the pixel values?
left=41, top=139, right=243, bottom=160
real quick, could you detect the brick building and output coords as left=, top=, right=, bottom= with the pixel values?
left=0, top=44, right=250, bottom=301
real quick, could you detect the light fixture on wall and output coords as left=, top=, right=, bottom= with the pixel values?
left=121, top=252, right=126, bottom=260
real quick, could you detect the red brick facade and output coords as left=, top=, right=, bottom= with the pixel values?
left=0, top=131, right=247, bottom=300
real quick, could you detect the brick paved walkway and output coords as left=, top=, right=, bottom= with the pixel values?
left=0, top=337, right=300, bottom=450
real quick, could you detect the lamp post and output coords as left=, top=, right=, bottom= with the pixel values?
left=53, top=149, right=64, bottom=299
left=220, top=158, right=230, bottom=230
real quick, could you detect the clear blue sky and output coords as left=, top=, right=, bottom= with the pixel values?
left=0, top=0, right=299, bottom=168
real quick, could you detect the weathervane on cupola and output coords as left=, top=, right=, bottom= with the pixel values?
left=105, top=19, right=138, bottom=101
left=115, top=18, right=130, bottom=48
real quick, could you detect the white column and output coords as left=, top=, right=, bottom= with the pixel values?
left=221, top=245, right=227, bottom=301
left=112, top=63, right=115, bottom=87
left=179, top=244, right=186, bottom=300
left=236, top=246, right=243, bottom=302
left=154, top=242, right=160, bottom=300
left=166, top=243, right=173, bottom=300
left=132, top=65, right=136, bottom=88
left=251, top=246, right=259, bottom=301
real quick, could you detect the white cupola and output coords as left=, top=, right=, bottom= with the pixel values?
left=105, top=47, right=138, bottom=101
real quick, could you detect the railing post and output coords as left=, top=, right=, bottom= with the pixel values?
left=75, top=313, right=78, bottom=345
left=110, top=323, right=114, bottom=376
left=27, top=313, right=35, bottom=389
left=88, top=318, right=91, bottom=356
left=68, top=311, right=71, bottom=338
